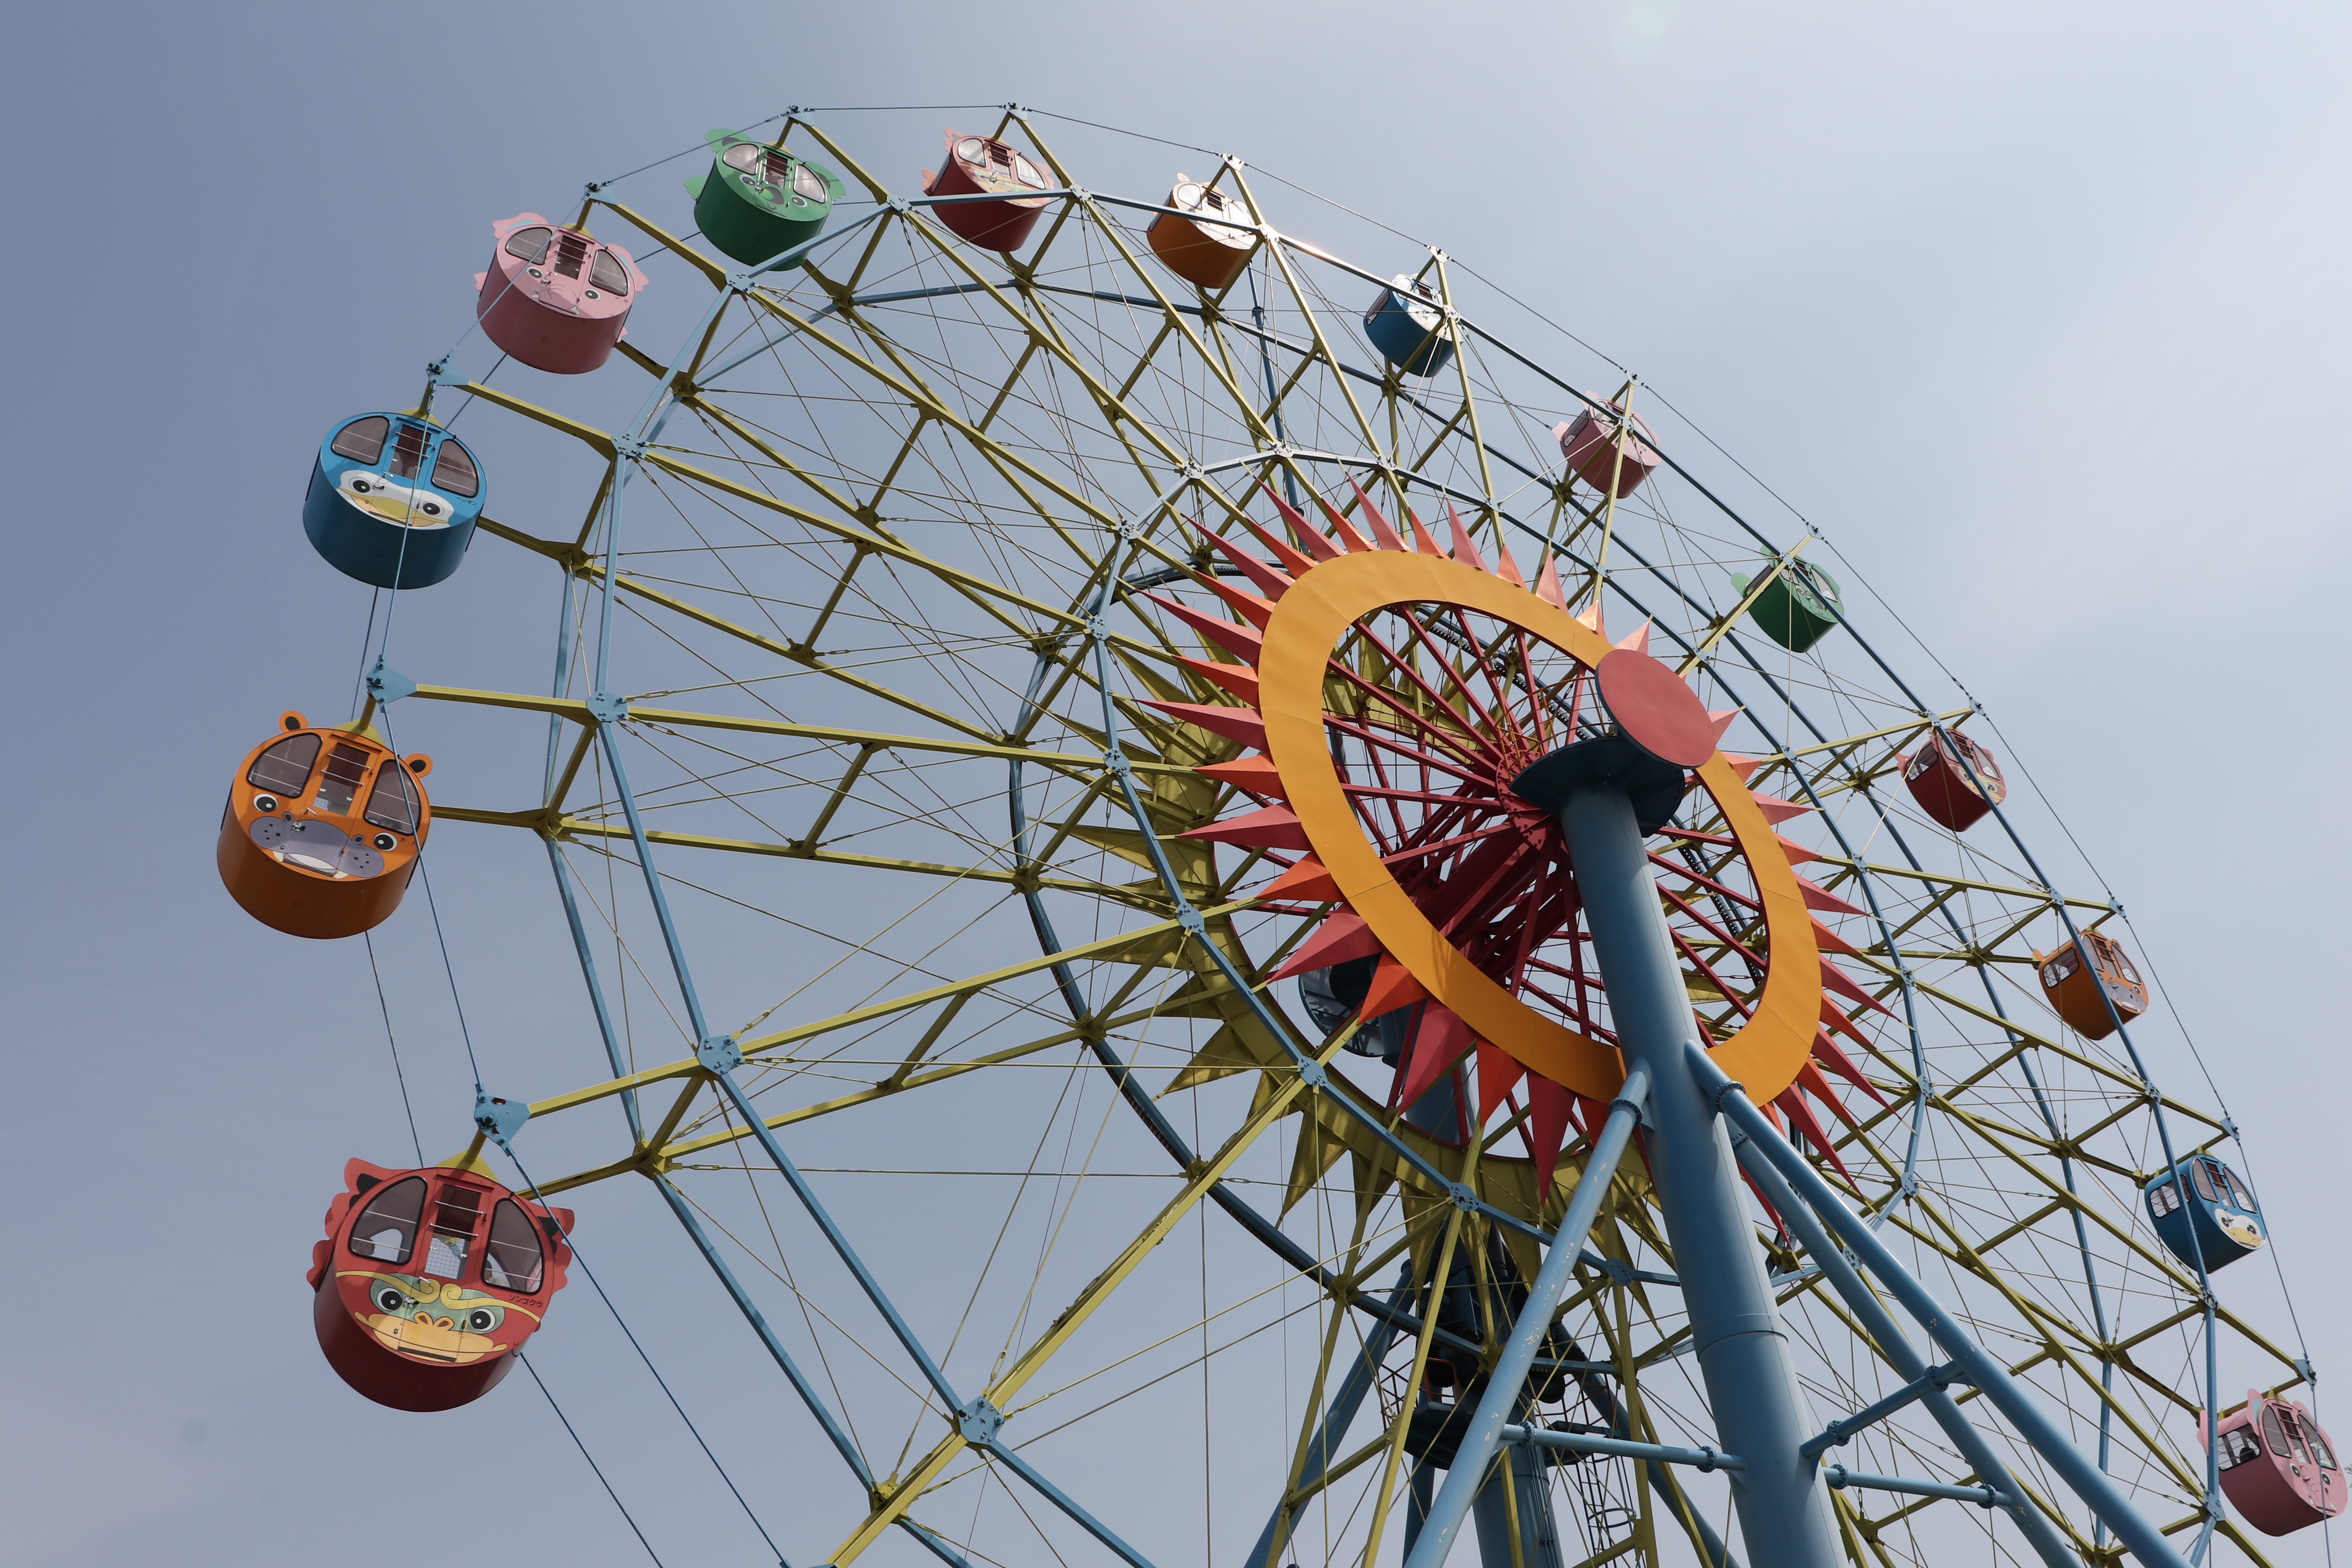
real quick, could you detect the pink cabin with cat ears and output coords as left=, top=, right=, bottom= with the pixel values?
left=473, top=212, right=647, bottom=375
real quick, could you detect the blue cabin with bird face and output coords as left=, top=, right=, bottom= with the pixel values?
left=2144, top=1154, right=2265, bottom=1274
left=303, top=413, right=484, bottom=589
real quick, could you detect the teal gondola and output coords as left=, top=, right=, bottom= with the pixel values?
left=303, top=414, right=484, bottom=589
left=2144, top=1154, right=2265, bottom=1273
left=1363, top=276, right=1455, bottom=378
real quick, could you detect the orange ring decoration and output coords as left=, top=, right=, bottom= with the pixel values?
left=1255, top=550, right=1821, bottom=1105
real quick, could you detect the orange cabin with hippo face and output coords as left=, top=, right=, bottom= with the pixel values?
left=308, top=1156, right=574, bottom=1412
left=217, top=711, right=432, bottom=939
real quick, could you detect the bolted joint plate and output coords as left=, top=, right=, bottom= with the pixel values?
left=474, top=1092, right=529, bottom=1146
left=698, top=1035, right=744, bottom=1073
left=956, top=1396, right=1004, bottom=1446
left=585, top=692, right=630, bottom=724
left=367, top=661, right=417, bottom=705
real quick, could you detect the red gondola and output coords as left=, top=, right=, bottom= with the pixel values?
left=2036, top=931, right=2147, bottom=1039
left=1553, top=401, right=1661, bottom=497
left=2203, top=1390, right=2344, bottom=1535
left=920, top=130, right=1053, bottom=252
left=308, top=1156, right=573, bottom=1412
left=1899, top=730, right=2007, bottom=831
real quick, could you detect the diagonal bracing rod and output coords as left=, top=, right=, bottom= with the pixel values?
left=1698, top=1042, right=2195, bottom=1568
left=1731, top=1123, right=2076, bottom=1568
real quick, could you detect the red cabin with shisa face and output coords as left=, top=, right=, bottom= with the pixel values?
left=2204, top=1390, right=2344, bottom=1535
left=308, top=1156, right=573, bottom=1412
left=1899, top=730, right=2006, bottom=831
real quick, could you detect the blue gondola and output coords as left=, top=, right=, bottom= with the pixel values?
left=1363, top=275, right=1455, bottom=378
left=303, top=413, right=485, bottom=589
left=2144, top=1154, right=2265, bottom=1273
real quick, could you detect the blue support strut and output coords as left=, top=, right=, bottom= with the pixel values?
left=1532, top=762, right=1841, bottom=1568
left=1730, top=1123, right=2076, bottom=1568
left=1695, top=1042, right=2196, bottom=1568
left=1404, top=1062, right=1653, bottom=1568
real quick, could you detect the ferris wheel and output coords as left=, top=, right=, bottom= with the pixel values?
left=225, top=104, right=2337, bottom=1568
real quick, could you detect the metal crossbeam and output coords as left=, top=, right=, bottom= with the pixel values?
left=1801, top=1363, right=1968, bottom=1461
left=1502, top=1425, right=1744, bottom=1473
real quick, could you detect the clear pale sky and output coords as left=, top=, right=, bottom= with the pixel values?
left=4, top=2, right=2344, bottom=1565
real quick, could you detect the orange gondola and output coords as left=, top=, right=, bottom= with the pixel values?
left=1148, top=174, right=1254, bottom=290
left=309, top=1154, right=573, bottom=1412
left=2036, top=931, right=2146, bottom=1039
left=217, top=711, right=431, bottom=939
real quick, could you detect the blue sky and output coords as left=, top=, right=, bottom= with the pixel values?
left=4, top=2, right=2345, bottom=1565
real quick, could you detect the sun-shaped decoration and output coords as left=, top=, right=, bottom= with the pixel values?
left=1146, top=478, right=1890, bottom=1196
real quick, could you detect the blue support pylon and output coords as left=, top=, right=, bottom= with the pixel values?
left=1486, top=744, right=1842, bottom=1568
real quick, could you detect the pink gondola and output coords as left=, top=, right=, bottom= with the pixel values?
left=474, top=214, right=647, bottom=375
left=2204, top=1390, right=2343, bottom=1535
left=1553, top=401, right=1662, bottom=497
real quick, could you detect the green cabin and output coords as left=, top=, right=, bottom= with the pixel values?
left=686, top=129, right=843, bottom=269
left=1731, top=555, right=1844, bottom=653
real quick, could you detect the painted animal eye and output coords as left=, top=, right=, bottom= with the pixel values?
left=468, top=1310, right=495, bottom=1330
left=377, top=1289, right=405, bottom=1311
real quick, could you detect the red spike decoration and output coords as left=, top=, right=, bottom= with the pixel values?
left=1346, top=475, right=1411, bottom=552
left=1238, top=512, right=1321, bottom=578
left=1180, top=804, right=1310, bottom=850
left=1145, top=591, right=1263, bottom=664
left=1187, top=514, right=1294, bottom=600
left=1141, top=699, right=1269, bottom=753
left=1394, top=1003, right=1476, bottom=1111
left=1261, top=484, right=1344, bottom=561
left=1314, top=493, right=1376, bottom=554
left=1445, top=503, right=1488, bottom=570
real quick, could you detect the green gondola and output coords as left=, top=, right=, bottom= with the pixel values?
left=1730, top=554, right=1844, bottom=652
left=685, top=129, right=843, bottom=269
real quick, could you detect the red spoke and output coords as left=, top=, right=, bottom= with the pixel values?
left=1445, top=604, right=1523, bottom=739
left=1381, top=820, right=1521, bottom=869
left=1350, top=613, right=1506, bottom=754
left=1510, top=625, right=1553, bottom=750
left=1343, top=780, right=1513, bottom=809
left=1328, top=717, right=1492, bottom=789
left=1649, top=852, right=1766, bottom=913
left=1655, top=880, right=1764, bottom=960
left=1670, top=924, right=1759, bottom=1025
